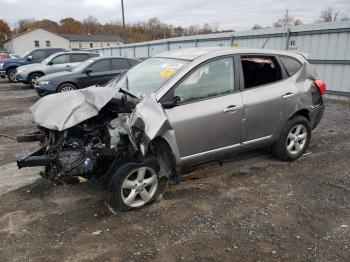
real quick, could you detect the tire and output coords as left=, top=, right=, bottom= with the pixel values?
left=106, top=158, right=167, bottom=213
left=7, top=68, right=18, bottom=83
left=58, top=83, right=77, bottom=93
left=272, top=115, right=311, bottom=161
left=28, top=72, right=43, bottom=88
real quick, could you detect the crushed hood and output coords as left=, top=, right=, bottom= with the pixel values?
left=31, top=85, right=119, bottom=131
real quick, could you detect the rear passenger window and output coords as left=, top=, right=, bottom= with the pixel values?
left=280, top=56, right=303, bottom=76
left=241, top=56, right=282, bottom=89
left=71, top=54, right=89, bottom=63
left=112, top=59, right=130, bottom=70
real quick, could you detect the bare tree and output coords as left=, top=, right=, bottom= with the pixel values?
left=319, top=7, right=349, bottom=22
left=252, top=24, right=262, bottom=30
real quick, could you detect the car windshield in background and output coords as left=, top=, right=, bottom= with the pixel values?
left=112, top=58, right=188, bottom=98
left=70, top=59, right=95, bottom=73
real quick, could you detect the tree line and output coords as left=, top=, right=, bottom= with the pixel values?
left=0, top=6, right=348, bottom=49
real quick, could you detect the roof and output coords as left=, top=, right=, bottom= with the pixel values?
left=63, top=34, right=122, bottom=42
left=154, top=47, right=306, bottom=61
left=3, top=27, right=67, bottom=43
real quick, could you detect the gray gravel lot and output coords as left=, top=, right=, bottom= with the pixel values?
left=0, top=78, right=349, bottom=261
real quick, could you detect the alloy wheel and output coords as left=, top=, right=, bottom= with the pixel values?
left=286, top=124, right=308, bottom=155
left=121, top=166, right=158, bottom=208
left=59, top=85, right=76, bottom=92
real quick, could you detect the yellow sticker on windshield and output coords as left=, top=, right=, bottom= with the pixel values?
left=160, top=68, right=175, bottom=78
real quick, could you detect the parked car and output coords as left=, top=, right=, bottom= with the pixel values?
left=34, top=56, right=138, bottom=96
left=0, top=48, right=65, bottom=82
left=15, top=51, right=100, bottom=88
left=9, top=54, right=20, bottom=59
left=17, top=47, right=325, bottom=212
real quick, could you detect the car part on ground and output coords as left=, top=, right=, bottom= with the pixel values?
left=17, top=47, right=325, bottom=212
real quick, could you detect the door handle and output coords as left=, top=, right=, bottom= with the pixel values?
left=282, top=93, right=295, bottom=99
left=224, top=105, right=241, bottom=113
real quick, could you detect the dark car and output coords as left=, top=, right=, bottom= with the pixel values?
left=0, top=48, right=65, bottom=82
left=35, top=56, right=138, bottom=96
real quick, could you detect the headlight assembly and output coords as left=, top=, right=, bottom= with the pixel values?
left=39, top=80, right=50, bottom=85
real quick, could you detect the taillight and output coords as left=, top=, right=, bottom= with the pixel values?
left=314, top=80, right=326, bottom=95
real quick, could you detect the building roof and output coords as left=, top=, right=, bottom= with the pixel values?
left=3, top=27, right=67, bottom=43
left=3, top=27, right=122, bottom=44
left=63, top=34, right=122, bottom=42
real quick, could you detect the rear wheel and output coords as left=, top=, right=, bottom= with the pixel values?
left=28, top=72, right=43, bottom=88
left=7, top=68, right=17, bottom=82
left=106, top=158, right=167, bottom=213
left=58, top=83, right=76, bottom=92
left=272, top=116, right=311, bottom=161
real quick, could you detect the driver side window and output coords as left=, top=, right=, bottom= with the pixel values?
left=174, top=57, right=235, bottom=103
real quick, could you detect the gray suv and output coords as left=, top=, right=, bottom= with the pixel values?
left=15, top=51, right=99, bottom=88
left=17, top=47, right=325, bottom=212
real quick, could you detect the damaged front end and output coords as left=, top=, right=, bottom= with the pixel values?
left=17, top=86, right=175, bottom=185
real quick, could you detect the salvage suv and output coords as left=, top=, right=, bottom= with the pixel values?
left=15, top=51, right=99, bottom=88
left=0, top=48, right=65, bottom=82
left=17, top=48, right=325, bottom=213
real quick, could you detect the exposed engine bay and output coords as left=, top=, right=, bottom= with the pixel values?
left=16, top=86, right=165, bottom=185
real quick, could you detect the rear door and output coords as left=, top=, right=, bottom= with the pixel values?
left=238, top=54, right=286, bottom=142
left=162, top=56, right=243, bottom=165
left=46, top=54, right=71, bottom=74
left=82, top=59, right=112, bottom=87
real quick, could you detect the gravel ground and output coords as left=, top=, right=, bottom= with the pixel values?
left=0, top=78, right=349, bottom=261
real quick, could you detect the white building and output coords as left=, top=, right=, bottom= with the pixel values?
left=3, top=27, right=123, bottom=56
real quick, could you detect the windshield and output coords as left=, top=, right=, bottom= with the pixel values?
left=22, top=51, right=31, bottom=58
left=111, top=58, right=188, bottom=98
left=70, top=59, right=95, bottom=73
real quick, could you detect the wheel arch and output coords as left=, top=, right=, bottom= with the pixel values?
left=58, top=81, right=77, bottom=91
left=289, top=108, right=310, bottom=122
left=6, top=65, right=18, bottom=74
left=148, top=136, right=178, bottom=181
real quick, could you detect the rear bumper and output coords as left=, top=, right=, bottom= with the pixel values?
left=310, top=102, right=325, bottom=130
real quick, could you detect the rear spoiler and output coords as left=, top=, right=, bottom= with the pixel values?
left=295, top=52, right=310, bottom=60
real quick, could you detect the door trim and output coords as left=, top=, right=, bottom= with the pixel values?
left=180, top=135, right=273, bottom=162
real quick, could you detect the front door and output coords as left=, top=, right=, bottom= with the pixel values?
left=163, top=57, right=243, bottom=165
left=47, top=54, right=71, bottom=74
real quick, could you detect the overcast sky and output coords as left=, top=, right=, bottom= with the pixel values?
left=1, top=0, right=350, bottom=31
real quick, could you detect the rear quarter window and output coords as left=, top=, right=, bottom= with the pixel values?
left=280, top=56, right=303, bottom=77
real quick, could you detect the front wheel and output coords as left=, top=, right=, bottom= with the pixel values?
left=28, top=72, right=43, bottom=88
left=58, top=83, right=76, bottom=93
left=7, top=68, right=18, bottom=83
left=272, top=116, right=311, bottom=161
left=106, top=158, right=167, bottom=213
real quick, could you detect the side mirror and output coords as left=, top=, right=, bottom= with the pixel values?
left=86, top=68, right=93, bottom=75
left=48, top=61, right=53, bottom=65
left=161, top=96, right=181, bottom=109
left=27, top=55, right=33, bottom=61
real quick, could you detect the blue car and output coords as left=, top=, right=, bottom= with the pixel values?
left=0, top=48, right=65, bottom=82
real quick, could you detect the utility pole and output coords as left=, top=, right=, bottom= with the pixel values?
left=281, top=9, right=289, bottom=49
left=121, top=0, right=126, bottom=42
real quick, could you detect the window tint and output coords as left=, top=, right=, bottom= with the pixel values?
left=31, top=50, right=46, bottom=60
left=90, top=59, right=110, bottom=72
left=51, top=54, right=70, bottom=64
left=241, top=56, right=282, bottom=89
left=71, top=54, right=89, bottom=63
left=280, top=56, right=303, bottom=76
left=112, top=59, right=130, bottom=70
left=174, top=57, right=234, bottom=103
